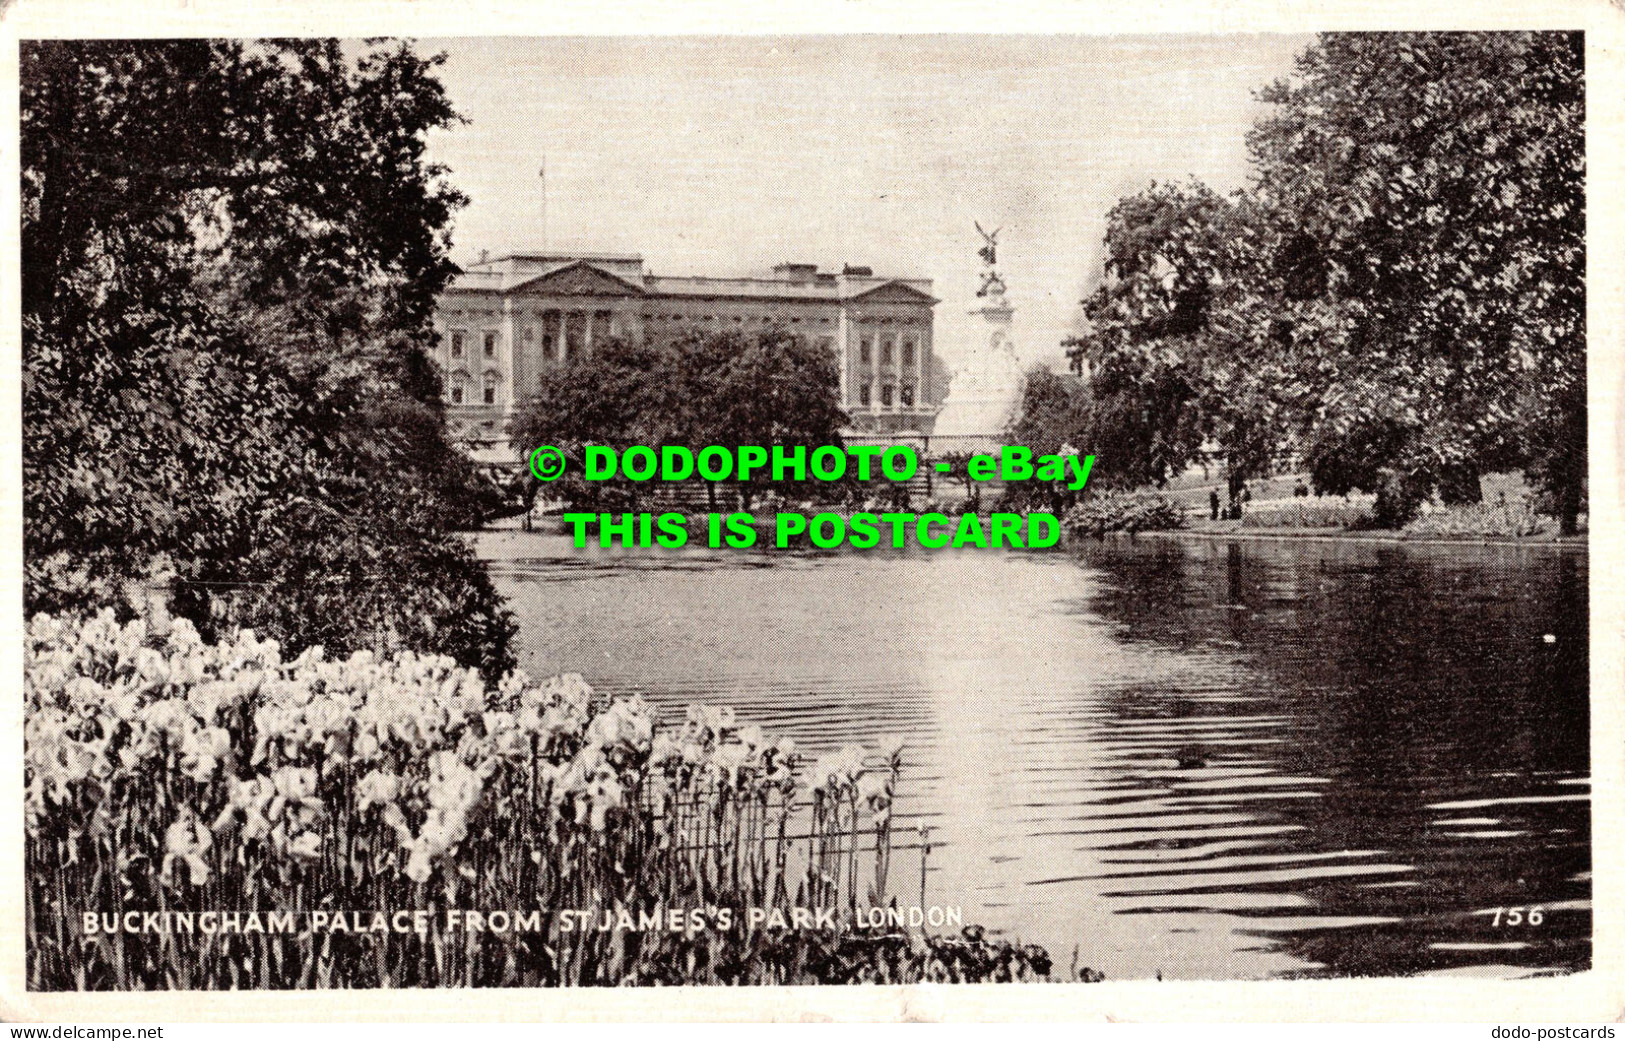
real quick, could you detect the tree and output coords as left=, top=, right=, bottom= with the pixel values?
left=22, top=39, right=516, bottom=676
left=513, top=327, right=849, bottom=512
left=1067, top=33, right=1585, bottom=530
left=1063, top=182, right=1270, bottom=494
left=698, top=328, right=849, bottom=508
left=510, top=336, right=669, bottom=510
left=1248, top=32, right=1584, bottom=526
left=1000, top=368, right=1089, bottom=510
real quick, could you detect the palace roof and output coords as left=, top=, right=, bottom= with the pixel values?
left=445, top=254, right=935, bottom=304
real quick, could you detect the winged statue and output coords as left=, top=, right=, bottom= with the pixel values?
left=974, top=221, right=1000, bottom=267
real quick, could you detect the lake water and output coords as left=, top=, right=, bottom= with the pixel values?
left=475, top=530, right=1590, bottom=980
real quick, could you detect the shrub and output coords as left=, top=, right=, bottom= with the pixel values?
left=1371, top=468, right=1432, bottom=528
left=1241, top=498, right=1374, bottom=529
left=25, top=610, right=1060, bottom=989
left=1063, top=492, right=1187, bottom=537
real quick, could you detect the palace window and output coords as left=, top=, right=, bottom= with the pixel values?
left=880, top=384, right=894, bottom=407
left=859, top=383, right=872, bottom=406
left=450, top=331, right=465, bottom=359
left=542, top=334, right=555, bottom=361
left=901, top=381, right=915, bottom=406
left=450, top=386, right=464, bottom=404
left=483, top=331, right=498, bottom=359
left=524, top=326, right=535, bottom=343
left=902, top=339, right=916, bottom=366
left=483, top=373, right=499, bottom=405
left=881, top=338, right=895, bottom=365
left=860, top=336, right=873, bottom=364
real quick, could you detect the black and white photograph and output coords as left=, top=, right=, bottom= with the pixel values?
left=8, top=11, right=1606, bottom=1016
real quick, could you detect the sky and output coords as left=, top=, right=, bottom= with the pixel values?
left=420, top=34, right=1312, bottom=372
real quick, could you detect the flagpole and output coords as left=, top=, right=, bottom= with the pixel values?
left=539, top=157, right=547, bottom=253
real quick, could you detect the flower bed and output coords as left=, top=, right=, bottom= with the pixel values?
left=1240, top=498, right=1374, bottom=529
left=1403, top=498, right=1546, bottom=538
left=25, top=610, right=1064, bottom=989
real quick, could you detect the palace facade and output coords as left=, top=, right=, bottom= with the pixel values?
left=432, top=253, right=944, bottom=460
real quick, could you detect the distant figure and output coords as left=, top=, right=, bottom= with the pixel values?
left=1209, top=489, right=1221, bottom=521
left=1294, top=480, right=1309, bottom=498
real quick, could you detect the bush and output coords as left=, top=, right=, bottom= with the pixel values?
left=26, top=610, right=1062, bottom=989
left=1371, top=468, right=1432, bottom=528
left=1241, top=498, right=1374, bottom=529
left=1063, top=492, right=1187, bottom=537
left=1404, top=497, right=1547, bottom=538
left=23, top=305, right=517, bottom=681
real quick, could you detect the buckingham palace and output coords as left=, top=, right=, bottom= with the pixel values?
left=433, top=252, right=945, bottom=460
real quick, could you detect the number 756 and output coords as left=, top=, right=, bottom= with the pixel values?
left=1490, top=906, right=1545, bottom=926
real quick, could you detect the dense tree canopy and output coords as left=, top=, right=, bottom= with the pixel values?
left=1062, top=32, right=1585, bottom=529
left=23, top=39, right=515, bottom=676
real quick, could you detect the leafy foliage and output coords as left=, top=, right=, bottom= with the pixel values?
left=512, top=327, right=849, bottom=510
left=21, top=39, right=515, bottom=678
left=1006, top=366, right=1196, bottom=495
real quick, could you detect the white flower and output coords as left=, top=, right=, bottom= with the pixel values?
left=162, top=810, right=213, bottom=887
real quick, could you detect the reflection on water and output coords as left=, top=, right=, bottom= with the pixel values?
left=477, top=531, right=1589, bottom=980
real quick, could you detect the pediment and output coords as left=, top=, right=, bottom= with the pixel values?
left=509, top=261, right=646, bottom=297
left=849, top=281, right=937, bottom=305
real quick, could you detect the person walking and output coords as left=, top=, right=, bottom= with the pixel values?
left=1209, top=488, right=1221, bottom=521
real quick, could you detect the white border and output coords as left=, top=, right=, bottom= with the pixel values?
left=1, top=0, right=1620, bottom=1022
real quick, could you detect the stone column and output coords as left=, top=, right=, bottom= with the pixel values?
left=837, top=308, right=850, bottom=405
left=501, top=298, right=517, bottom=415
left=915, top=325, right=926, bottom=415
